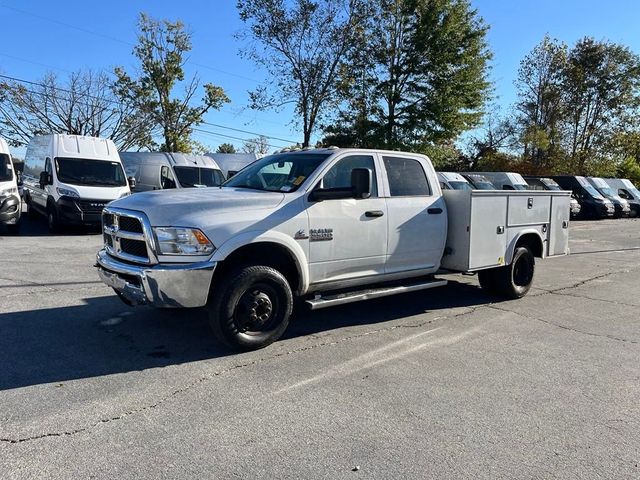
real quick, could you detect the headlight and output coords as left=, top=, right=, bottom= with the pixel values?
left=56, top=187, right=80, bottom=198
left=0, top=186, right=18, bottom=197
left=153, top=227, right=215, bottom=255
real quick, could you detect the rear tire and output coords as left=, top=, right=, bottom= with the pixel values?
left=207, top=265, right=293, bottom=350
left=477, top=268, right=497, bottom=294
left=491, top=246, right=535, bottom=299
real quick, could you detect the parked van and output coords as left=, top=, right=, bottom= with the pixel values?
left=437, top=172, right=472, bottom=190
left=466, top=172, right=529, bottom=190
left=119, top=152, right=225, bottom=192
left=0, top=138, right=21, bottom=233
left=552, top=176, right=614, bottom=219
left=461, top=173, right=496, bottom=190
left=587, top=177, right=630, bottom=218
left=205, top=153, right=258, bottom=178
left=605, top=178, right=640, bottom=217
left=22, top=134, right=131, bottom=231
left=523, top=176, right=581, bottom=219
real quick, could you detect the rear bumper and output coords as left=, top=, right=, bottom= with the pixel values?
left=0, top=195, right=21, bottom=224
left=96, top=249, right=216, bottom=308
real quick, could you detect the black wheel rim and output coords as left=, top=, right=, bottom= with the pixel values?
left=233, top=282, right=280, bottom=335
left=513, top=253, right=534, bottom=287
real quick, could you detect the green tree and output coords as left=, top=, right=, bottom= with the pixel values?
left=561, top=38, right=640, bottom=174
left=237, top=0, right=367, bottom=147
left=114, top=13, right=230, bottom=152
left=324, top=0, right=492, bottom=150
left=216, top=143, right=237, bottom=153
left=514, top=35, right=567, bottom=170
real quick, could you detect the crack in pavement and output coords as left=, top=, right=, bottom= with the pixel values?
left=485, top=304, right=638, bottom=345
left=2, top=265, right=634, bottom=445
left=0, top=306, right=481, bottom=445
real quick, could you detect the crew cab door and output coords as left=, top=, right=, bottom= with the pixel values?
left=306, top=154, right=387, bottom=285
left=381, top=154, right=447, bottom=274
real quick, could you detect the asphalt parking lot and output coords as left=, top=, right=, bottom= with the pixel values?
left=1, top=213, right=639, bottom=479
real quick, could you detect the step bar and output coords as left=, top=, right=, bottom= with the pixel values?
left=306, top=278, right=448, bottom=310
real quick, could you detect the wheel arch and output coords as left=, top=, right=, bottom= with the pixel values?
left=506, top=230, right=545, bottom=264
left=211, top=233, right=308, bottom=296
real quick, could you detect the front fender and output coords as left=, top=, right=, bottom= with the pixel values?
left=210, top=230, right=310, bottom=293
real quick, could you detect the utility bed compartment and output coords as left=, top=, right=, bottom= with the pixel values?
left=440, top=190, right=570, bottom=272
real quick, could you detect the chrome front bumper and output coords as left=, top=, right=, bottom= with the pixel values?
left=96, top=249, right=216, bottom=308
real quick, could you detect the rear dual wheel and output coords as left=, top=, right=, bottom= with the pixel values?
left=478, top=246, right=535, bottom=299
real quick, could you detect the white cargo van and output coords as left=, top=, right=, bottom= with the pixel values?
left=22, top=134, right=131, bottom=231
left=0, top=137, right=21, bottom=233
left=119, top=152, right=225, bottom=192
left=468, top=172, right=529, bottom=190
left=437, top=172, right=472, bottom=190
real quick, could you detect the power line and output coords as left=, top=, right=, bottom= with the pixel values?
left=0, top=3, right=261, bottom=84
left=0, top=73, right=298, bottom=144
left=0, top=74, right=290, bottom=149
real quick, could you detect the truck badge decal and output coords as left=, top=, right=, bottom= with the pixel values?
left=294, top=229, right=309, bottom=240
left=310, top=228, right=333, bottom=241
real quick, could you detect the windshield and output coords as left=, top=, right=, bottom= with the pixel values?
left=223, top=153, right=330, bottom=192
left=174, top=166, right=224, bottom=187
left=450, top=181, right=472, bottom=190
left=55, top=157, right=126, bottom=187
left=540, top=179, right=561, bottom=190
left=583, top=185, right=604, bottom=199
left=596, top=186, right=617, bottom=198
left=513, top=184, right=528, bottom=190
left=474, top=182, right=494, bottom=190
left=629, top=188, right=640, bottom=199
left=0, top=154, right=13, bottom=182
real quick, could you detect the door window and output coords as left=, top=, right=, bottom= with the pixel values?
left=321, top=155, right=378, bottom=197
left=382, top=156, right=431, bottom=196
left=160, top=166, right=176, bottom=189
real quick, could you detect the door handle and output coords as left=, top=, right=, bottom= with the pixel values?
left=427, top=207, right=443, bottom=214
left=365, top=210, right=384, bottom=218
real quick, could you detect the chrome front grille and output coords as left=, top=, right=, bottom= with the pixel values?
left=102, top=207, right=156, bottom=264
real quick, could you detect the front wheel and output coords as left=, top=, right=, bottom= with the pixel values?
left=207, top=265, right=293, bottom=350
left=479, top=246, right=535, bottom=299
left=47, top=206, right=60, bottom=233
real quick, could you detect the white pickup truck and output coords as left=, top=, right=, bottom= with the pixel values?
left=96, top=148, right=570, bottom=349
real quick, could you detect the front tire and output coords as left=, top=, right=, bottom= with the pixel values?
left=47, top=206, right=60, bottom=233
left=207, top=265, right=293, bottom=350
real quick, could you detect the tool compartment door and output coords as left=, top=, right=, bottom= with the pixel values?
left=549, top=195, right=570, bottom=256
left=468, top=194, right=508, bottom=270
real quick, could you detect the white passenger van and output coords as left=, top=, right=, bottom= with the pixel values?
left=437, top=172, right=472, bottom=190
left=22, top=134, right=131, bottom=232
left=468, top=172, right=529, bottom=190
left=119, top=152, right=225, bottom=192
left=0, top=137, right=21, bottom=233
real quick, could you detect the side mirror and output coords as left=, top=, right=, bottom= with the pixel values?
left=39, top=171, right=51, bottom=187
left=351, top=168, right=372, bottom=199
left=127, top=176, right=137, bottom=190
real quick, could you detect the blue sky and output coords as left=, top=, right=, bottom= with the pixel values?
left=1, top=0, right=640, bottom=156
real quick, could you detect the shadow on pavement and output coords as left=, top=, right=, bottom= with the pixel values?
left=1, top=279, right=489, bottom=391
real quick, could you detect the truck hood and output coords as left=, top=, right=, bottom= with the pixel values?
left=110, top=187, right=285, bottom=225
